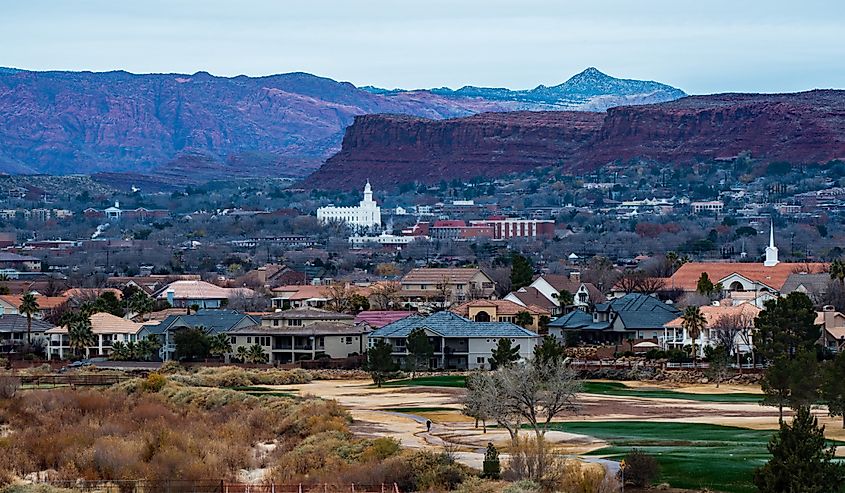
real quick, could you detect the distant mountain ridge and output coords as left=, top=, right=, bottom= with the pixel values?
left=0, top=67, right=685, bottom=181
left=363, top=67, right=686, bottom=110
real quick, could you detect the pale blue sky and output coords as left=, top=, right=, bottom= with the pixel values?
left=2, top=0, right=843, bottom=94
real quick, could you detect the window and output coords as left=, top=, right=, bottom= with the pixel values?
left=476, top=357, right=485, bottom=364
left=273, top=320, right=279, bottom=327
left=230, top=337, right=236, bottom=344
left=287, top=319, right=303, bottom=327
left=247, top=337, right=251, bottom=344
left=345, top=337, right=354, bottom=344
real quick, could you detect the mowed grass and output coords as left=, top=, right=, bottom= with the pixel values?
left=382, top=375, right=467, bottom=387
left=550, top=421, right=777, bottom=493
left=380, top=406, right=458, bottom=413
left=582, top=381, right=763, bottom=403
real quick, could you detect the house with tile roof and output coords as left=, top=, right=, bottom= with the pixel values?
left=354, top=310, right=415, bottom=329
left=46, top=312, right=146, bottom=360
left=229, top=320, right=371, bottom=364
left=451, top=299, right=550, bottom=332
left=139, top=309, right=260, bottom=361
left=0, top=314, right=54, bottom=353
left=398, top=268, right=496, bottom=310
left=368, top=310, right=540, bottom=370
left=547, top=293, right=680, bottom=344
left=0, top=294, right=69, bottom=320
left=816, top=306, right=845, bottom=353
left=153, top=280, right=256, bottom=309
left=663, top=303, right=761, bottom=356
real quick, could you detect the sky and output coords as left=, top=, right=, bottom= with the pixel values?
left=2, top=0, right=844, bottom=94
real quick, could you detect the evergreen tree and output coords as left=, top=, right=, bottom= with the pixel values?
left=821, top=350, right=845, bottom=428
left=755, top=292, right=820, bottom=361
left=754, top=406, right=845, bottom=493
left=405, top=327, right=434, bottom=378
left=490, top=338, right=521, bottom=369
left=367, top=339, right=398, bottom=388
left=510, top=253, right=534, bottom=291
left=533, top=335, right=565, bottom=366
left=482, top=442, right=501, bottom=479
left=696, top=272, right=715, bottom=296
left=514, top=311, right=534, bottom=329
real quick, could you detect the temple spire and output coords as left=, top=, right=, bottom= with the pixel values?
left=764, top=220, right=779, bottom=267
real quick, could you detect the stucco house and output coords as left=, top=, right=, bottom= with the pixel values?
left=367, top=311, right=540, bottom=370
left=46, top=312, right=146, bottom=360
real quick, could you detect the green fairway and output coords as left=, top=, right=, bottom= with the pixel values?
left=382, top=375, right=467, bottom=387
left=380, top=406, right=458, bottom=413
left=582, top=381, right=763, bottom=403
left=550, top=421, right=779, bottom=493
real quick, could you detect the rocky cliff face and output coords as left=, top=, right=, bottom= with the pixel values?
left=306, top=90, right=845, bottom=189
left=0, top=68, right=683, bottom=182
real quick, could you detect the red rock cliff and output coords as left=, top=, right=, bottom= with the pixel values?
left=306, top=90, right=845, bottom=190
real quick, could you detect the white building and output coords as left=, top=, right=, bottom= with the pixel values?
left=317, top=181, right=381, bottom=230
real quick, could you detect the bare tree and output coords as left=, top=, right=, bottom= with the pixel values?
left=369, top=282, right=400, bottom=310
left=711, top=312, right=756, bottom=370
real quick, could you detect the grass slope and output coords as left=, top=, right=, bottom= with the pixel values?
left=550, top=421, right=777, bottom=493
left=582, top=381, right=763, bottom=403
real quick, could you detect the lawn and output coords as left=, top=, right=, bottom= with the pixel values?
left=382, top=375, right=467, bottom=387
left=582, top=381, right=763, bottom=403
left=549, top=421, right=777, bottom=493
left=379, top=406, right=458, bottom=413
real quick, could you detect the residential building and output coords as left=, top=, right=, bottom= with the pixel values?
left=0, top=294, right=69, bottom=319
left=451, top=299, right=549, bottom=331
left=153, top=280, right=256, bottom=309
left=663, top=303, right=761, bottom=356
left=316, top=181, right=381, bottom=230
left=271, top=285, right=332, bottom=310
left=399, top=268, right=496, bottom=309
left=228, top=308, right=370, bottom=363
left=368, top=311, right=541, bottom=370
left=0, top=314, right=54, bottom=353
left=547, top=293, right=680, bottom=344
left=817, top=306, right=845, bottom=353
left=140, top=310, right=260, bottom=361
left=46, top=312, right=146, bottom=360
left=354, top=310, right=415, bottom=329
left=504, top=273, right=603, bottom=316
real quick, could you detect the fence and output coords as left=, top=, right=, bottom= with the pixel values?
left=40, top=482, right=401, bottom=493
left=16, top=373, right=131, bottom=387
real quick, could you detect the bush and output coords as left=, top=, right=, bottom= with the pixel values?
left=167, top=367, right=312, bottom=388
left=502, top=480, right=542, bottom=493
left=0, top=375, right=20, bottom=399
left=141, top=373, right=166, bottom=393
left=623, top=448, right=661, bottom=487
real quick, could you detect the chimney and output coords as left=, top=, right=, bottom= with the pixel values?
left=257, top=267, right=267, bottom=285
left=166, top=288, right=175, bottom=307
left=569, top=271, right=581, bottom=282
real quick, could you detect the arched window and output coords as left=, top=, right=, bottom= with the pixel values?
left=474, top=311, right=491, bottom=322
left=729, top=281, right=745, bottom=292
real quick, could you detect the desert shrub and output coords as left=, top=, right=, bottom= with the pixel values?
left=359, top=437, right=401, bottom=462
left=504, top=436, right=562, bottom=486
left=158, top=360, right=183, bottom=374
left=141, top=372, right=166, bottom=393
left=502, top=480, right=542, bottom=493
left=0, top=486, right=75, bottom=493
left=451, top=476, right=501, bottom=493
left=16, top=364, right=51, bottom=376
left=623, top=448, right=661, bottom=487
left=167, top=366, right=312, bottom=388
left=0, top=375, right=20, bottom=399
left=557, top=459, right=619, bottom=493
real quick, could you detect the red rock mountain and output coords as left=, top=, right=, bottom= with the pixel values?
left=0, top=67, right=683, bottom=183
left=306, top=90, right=845, bottom=189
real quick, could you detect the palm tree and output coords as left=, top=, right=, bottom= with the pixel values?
left=681, top=305, right=707, bottom=367
left=18, top=292, right=40, bottom=345
left=209, top=333, right=233, bottom=360
left=514, top=311, right=535, bottom=329
left=137, top=335, right=161, bottom=361
left=246, top=343, right=268, bottom=364
left=236, top=345, right=249, bottom=363
left=67, top=313, right=95, bottom=359
left=125, top=291, right=155, bottom=321
left=111, top=341, right=130, bottom=361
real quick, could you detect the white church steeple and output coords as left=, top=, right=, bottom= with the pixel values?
left=764, top=221, right=779, bottom=267
left=362, top=180, right=373, bottom=204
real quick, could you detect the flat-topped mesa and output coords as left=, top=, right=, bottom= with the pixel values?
left=305, top=90, right=845, bottom=190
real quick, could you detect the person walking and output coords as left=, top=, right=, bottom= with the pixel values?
left=426, top=420, right=432, bottom=433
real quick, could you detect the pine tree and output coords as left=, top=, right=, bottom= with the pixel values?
left=490, top=338, right=521, bottom=369
left=754, top=406, right=845, bottom=493
left=367, top=339, right=398, bottom=388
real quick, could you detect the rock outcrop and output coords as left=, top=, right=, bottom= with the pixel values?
left=306, top=90, right=845, bottom=189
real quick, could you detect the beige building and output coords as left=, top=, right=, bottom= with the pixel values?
left=399, top=268, right=496, bottom=310
left=228, top=307, right=369, bottom=364
left=451, top=299, right=549, bottom=331
left=46, top=312, right=147, bottom=359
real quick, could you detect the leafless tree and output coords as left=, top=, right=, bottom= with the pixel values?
left=369, top=282, right=400, bottom=310
left=711, top=312, right=756, bottom=370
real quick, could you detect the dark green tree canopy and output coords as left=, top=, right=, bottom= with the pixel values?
left=533, top=335, right=565, bottom=366
left=490, top=338, right=521, bottom=369
left=754, top=406, right=845, bottom=493
left=173, top=327, right=211, bottom=361
left=510, top=253, right=534, bottom=291
left=755, top=292, right=820, bottom=361
left=367, top=339, right=398, bottom=388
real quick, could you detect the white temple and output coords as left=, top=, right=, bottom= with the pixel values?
left=317, top=181, right=382, bottom=230
left=764, top=221, right=779, bottom=267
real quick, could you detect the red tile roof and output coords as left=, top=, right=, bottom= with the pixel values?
left=667, top=262, right=827, bottom=292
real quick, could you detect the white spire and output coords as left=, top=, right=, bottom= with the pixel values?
left=764, top=220, right=779, bottom=267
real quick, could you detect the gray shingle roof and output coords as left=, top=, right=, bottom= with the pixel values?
left=143, top=309, right=259, bottom=335
left=549, top=294, right=679, bottom=332
left=0, top=314, right=55, bottom=333
left=262, top=307, right=354, bottom=321
left=370, top=311, right=539, bottom=339
left=781, top=273, right=830, bottom=295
